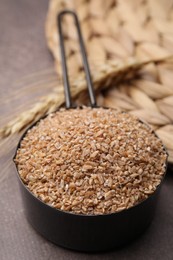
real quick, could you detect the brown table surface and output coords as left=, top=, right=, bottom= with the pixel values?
left=0, top=0, right=173, bottom=259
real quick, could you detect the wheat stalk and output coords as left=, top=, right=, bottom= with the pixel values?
left=1, top=57, right=170, bottom=138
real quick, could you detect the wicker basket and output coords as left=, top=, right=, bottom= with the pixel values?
left=45, top=0, right=173, bottom=163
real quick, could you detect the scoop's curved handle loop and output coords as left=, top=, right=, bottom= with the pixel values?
left=57, top=10, right=97, bottom=108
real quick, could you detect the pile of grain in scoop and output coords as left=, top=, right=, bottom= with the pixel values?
left=15, top=107, right=167, bottom=215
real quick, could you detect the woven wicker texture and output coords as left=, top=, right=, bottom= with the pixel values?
left=1, top=0, right=173, bottom=165
left=45, top=0, right=173, bottom=164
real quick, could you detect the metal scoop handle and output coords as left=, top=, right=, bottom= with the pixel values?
left=57, top=10, right=97, bottom=108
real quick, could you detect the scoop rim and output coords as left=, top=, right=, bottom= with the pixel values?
left=13, top=106, right=168, bottom=218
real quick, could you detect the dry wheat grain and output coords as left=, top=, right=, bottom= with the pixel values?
left=15, top=107, right=167, bottom=215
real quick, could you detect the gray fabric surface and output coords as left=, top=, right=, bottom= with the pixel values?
left=0, top=0, right=173, bottom=259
